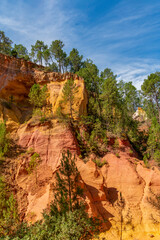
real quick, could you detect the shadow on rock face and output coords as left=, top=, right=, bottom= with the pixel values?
left=107, top=187, right=119, bottom=205
left=85, top=183, right=114, bottom=231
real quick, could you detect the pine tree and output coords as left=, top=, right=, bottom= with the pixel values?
left=28, top=84, right=48, bottom=109
left=0, top=31, right=12, bottom=55
left=59, top=78, right=78, bottom=122
left=30, top=40, right=48, bottom=65
left=49, top=40, right=66, bottom=72
left=0, top=177, right=18, bottom=236
left=50, top=150, right=83, bottom=215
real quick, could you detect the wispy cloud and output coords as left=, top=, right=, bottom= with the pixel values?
left=115, top=59, right=160, bottom=89
left=0, top=0, right=80, bottom=47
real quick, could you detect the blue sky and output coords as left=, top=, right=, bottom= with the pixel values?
left=1, top=0, right=160, bottom=89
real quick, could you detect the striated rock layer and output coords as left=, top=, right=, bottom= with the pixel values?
left=0, top=54, right=160, bottom=240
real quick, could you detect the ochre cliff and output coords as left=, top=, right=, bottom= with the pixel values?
left=0, top=53, right=87, bottom=117
left=0, top=54, right=160, bottom=240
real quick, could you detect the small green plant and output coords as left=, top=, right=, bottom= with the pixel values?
left=0, top=121, right=9, bottom=161
left=26, top=152, right=40, bottom=175
left=143, top=155, right=150, bottom=168
left=129, top=149, right=133, bottom=155
left=40, top=116, right=47, bottom=123
left=0, top=176, right=19, bottom=236
left=154, top=150, right=160, bottom=165
left=115, top=152, right=120, bottom=158
left=93, top=158, right=107, bottom=168
left=33, top=108, right=43, bottom=117
left=113, top=138, right=119, bottom=152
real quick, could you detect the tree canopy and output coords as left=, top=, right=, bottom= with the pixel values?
left=141, top=72, right=160, bottom=123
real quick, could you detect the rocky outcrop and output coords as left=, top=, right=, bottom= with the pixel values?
left=133, top=107, right=147, bottom=122
left=0, top=53, right=87, bottom=117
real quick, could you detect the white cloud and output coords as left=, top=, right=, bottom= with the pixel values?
left=115, top=60, right=160, bottom=89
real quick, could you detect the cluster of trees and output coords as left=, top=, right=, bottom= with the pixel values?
left=57, top=61, right=160, bottom=163
left=141, top=73, right=160, bottom=163
left=0, top=31, right=83, bottom=73
left=0, top=122, right=19, bottom=237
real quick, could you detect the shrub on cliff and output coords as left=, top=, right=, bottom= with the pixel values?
left=29, top=84, right=48, bottom=109
left=29, top=84, right=49, bottom=121
left=0, top=121, right=9, bottom=161
left=146, top=117, right=160, bottom=163
left=0, top=177, right=19, bottom=237
left=60, top=79, right=78, bottom=120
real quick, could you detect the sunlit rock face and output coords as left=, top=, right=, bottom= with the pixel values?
left=0, top=53, right=160, bottom=240
left=16, top=130, right=160, bottom=239
left=133, top=107, right=147, bottom=122
left=0, top=53, right=87, bottom=119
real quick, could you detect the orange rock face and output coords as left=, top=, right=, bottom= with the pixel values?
left=0, top=54, right=160, bottom=240
left=16, top=125, right=160, bottom=239
left=0, top=53, right=87, bottom=117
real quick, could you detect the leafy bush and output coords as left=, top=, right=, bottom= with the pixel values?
left=26, top=153, right=40, bottom=174
left=28, top=84, right=48, bottom=109
left=0, top=122, right=9, bottom=161
left=0, top=177, right=19, bottom=237
left=113, top=138, right=119, bottom=150
left=40, top=116, right=47, bottom=123
left=93, top=158, right=107, bottom=168
left=143, top=155, right=150, bottom=168
left=115, top=153, right=120, bottom=158
left=154, top=150, right=160, bottom=164
left=145, top=118, right=160, bottom=162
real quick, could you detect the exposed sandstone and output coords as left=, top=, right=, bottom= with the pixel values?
left=15, top=125, right=160, bottom=239
left=0, top=53, right=87, bottom=118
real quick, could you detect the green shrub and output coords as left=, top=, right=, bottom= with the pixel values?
left=28, top=84, right=48, bottom=109
left=0, top=122, right=9, bottom=161
left=154, top=150, right=160, bottom=164
left=0, top=177, right=19, bottom=237
left=129, top=149, right=133, bottom=154
left=115, top=153, right=120, bottom=158
left=32, top=108, right=43, bottom=117
left=143, top=155, right=150, bottom=168
left=26, top=153, right=40, bottom=174
left=93, top=158, right=107, bottom=168
left=113, top=138, right=119, bottom=150
left=40, top=116, right=47, bottom=123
